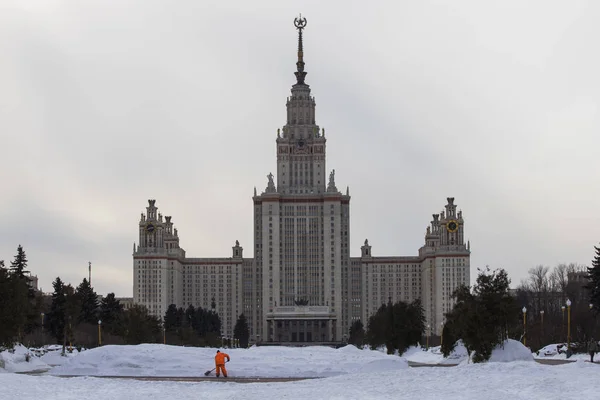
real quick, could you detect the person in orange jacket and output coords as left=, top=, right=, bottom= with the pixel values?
left=214, top=350, right=230, bottom=377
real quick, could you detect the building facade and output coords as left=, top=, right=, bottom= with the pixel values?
left=133, top=18, right=470, bottom=343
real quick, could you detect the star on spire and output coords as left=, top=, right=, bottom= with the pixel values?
left=293, top=14, right=307, bottom=85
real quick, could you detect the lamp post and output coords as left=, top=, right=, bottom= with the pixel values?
left=426, top=324, right=430, bottom=350
left=40, top=312, right=45, bottom=347
left=562, top=305, right=566, bottom=342
left=163, top=323, right=166, bottom=345
left=98, top=320, right=102, bottom=346
left=522, top=307, right=527, bottom=346
left=540, top=310, right=544, bottom=347
left=256, top=334, right=260, bottom=345
left=440, top=322, right=444, bottom=348
left=566, top=299, right=572, bottom=352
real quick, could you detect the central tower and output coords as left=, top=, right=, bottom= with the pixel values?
left=251, top=16, right=351, bottom=343
left=276, top=15, right=326, bottom=195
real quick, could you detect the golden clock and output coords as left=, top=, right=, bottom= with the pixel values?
left=447, top=220, right=458, bottom=233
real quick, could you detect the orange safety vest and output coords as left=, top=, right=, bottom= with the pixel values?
left=215, top=352, right=230, bottom=365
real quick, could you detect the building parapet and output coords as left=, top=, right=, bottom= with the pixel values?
left=267, top=306, right=334, bottom=320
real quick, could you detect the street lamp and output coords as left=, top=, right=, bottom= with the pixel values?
left=40, top=312, right=45, bottom=347
left=440, top=322, right=444, bottom=348
left=566, top=299, right=572, bottom=352
left=426, top=324, right=430, bottom=350
left=98, top=320, right=102, bottom=346
left=522, top=307, right=527, bottom=346
left=562, top=305, right=566, bottom=342
left=256, top=334, right=260, bottom=345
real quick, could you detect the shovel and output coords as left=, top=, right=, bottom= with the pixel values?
left=204, top=360, right=228, bottom=376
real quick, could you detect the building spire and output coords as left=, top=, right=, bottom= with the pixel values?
left=293, top=14, right=307, bottom=85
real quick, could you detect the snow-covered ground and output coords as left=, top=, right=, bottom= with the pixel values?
left=48, top=343, right=408, bottom=377
left=1, top=341, right=598, bottom=399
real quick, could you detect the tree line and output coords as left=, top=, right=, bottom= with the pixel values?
left=347, top=299, right=426, bottom=355
left=0, top=245, right=250, bottom=349
left=4, top=242, right=600, bottom=360
left=512, top=261, right=599, bottom=352
left=347, top=244, right=600, bottom=363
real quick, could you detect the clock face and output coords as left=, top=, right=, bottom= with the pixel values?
left=447, top=220, right=458, bottom=233
left=146, top=224, right=155, bottom=233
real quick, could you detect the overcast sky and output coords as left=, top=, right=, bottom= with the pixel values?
left=1, top=0, right=599, bottom=297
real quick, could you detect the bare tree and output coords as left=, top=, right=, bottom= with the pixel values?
left=550, top=264, right=568, bottom=298
left=516, top=263, right=596, bottom=351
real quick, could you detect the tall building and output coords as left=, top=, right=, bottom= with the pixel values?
left=133, top=17, right=470, bottom=343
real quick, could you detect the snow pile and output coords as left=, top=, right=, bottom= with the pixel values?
left=402, top=341, right=468, bottom=365
left=38, top=346, right=82, bottom=366
left=461, top=339, right=534, bottom=364
left=50, top=344, right=408, bottom=378
left=447, top=341, right=469, bottom=361
left=488, top=339, right=534, bottom=362
left=403, top=346, right=443, bottom=364
left=0, top=344, right=51, bottom=373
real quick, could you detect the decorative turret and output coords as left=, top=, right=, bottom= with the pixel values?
left=232, top=240, right=243, bottom=259
left=146, top=199, right=157, bottom=220
left=361, top=239, right=372, bottom=258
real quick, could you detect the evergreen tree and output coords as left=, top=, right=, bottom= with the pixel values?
left=348, top=320, right=365, bottom=348
left=233, top=314, right=250, bottom=347
left=205, top=309, right=221, bottom=337
left=123, top=305, right=161, bottom=344
left=8, top=272, right=30, bottom=341
left=401, top=299, right=426, bottom=354
left=184, top=304, right=196, bottom=328
left=443, top=267, right=519, bottom=363
left=99, top=293, right=124, bottom=335
left=0, top=261, right=21, bottom=346
left=440, top=320, right=458, bottom=357
left=47, top=277, right=67, bottom=342
left=364, top=299, right=425, bottom=355
left=164, top=304, right=179, bottom=332
left=75, top=278, right=99, bottom=324
left=9, top=245, right=30, bottom=279
left=586, top=245, right=600, bottom=312
left=365, top=303, right=389, bottom=350
left=9, top=245, right=34, bottom=301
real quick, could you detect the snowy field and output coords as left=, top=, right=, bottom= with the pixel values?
left=1, top=341, right=598, bottom=399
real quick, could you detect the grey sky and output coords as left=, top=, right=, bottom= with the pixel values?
left=1, top=0, right=599, bottom=297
